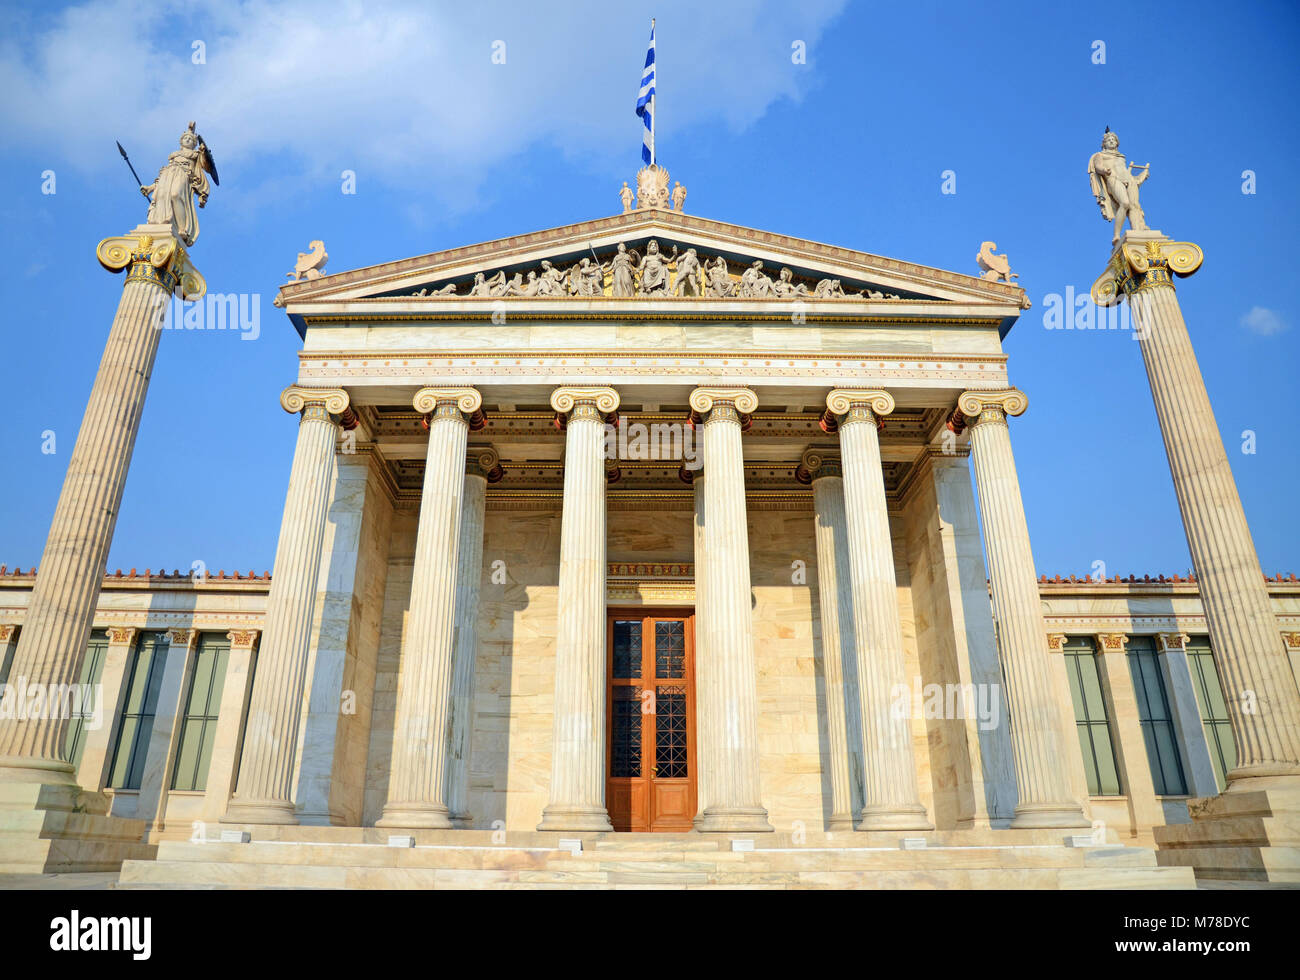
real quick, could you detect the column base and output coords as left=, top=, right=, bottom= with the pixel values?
left=1225, top=765, right=1300, bottom=790
left=537, top=804, right=613, bottom=833
left=377, top=802, right=455, bottom=830
left=826, top=814, right=857, bottom=832
left=0, top=755, right=79, bottom=787
left=694, top=806, right=774, bottom=833
left=856, top=804, right=933, bottom=832
left=221, top=798, right=299, bottom=826
left=450, top=813, right=473, bottom=830
left=1009, top=801, right=1091, bottom=829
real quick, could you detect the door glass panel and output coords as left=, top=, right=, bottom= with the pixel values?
left=654, top=621, right=685, bottom=679
left=612, top=621, right=642, bottom=679
left=654, top=685, right=688, bottom=778
left=611, top=685, right=642, bottom=777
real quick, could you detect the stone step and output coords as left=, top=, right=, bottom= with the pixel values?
left=115, top=857, right=1197, bottom=891
left=150, top=839, right=1148, bottom=873
left=111, top=837, right=1189, bottom=889
left=1156, top=844, right=1300, bottom=883
left=0, top=836, right=157, bottom=875
left=1154, top=814, right=1300, bottom=849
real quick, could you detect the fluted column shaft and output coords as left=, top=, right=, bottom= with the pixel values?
left=691, top=388, right=772, bottom=833
left=447, top=448, right=496, bottom=827
left=688, top=459, right=714, bottom=816
left=538, top=387, right=619, bottom=831
left=806, top=457, right=864, bottom=829
left=380, top=389, right=481, bottom=829
left=1129, top=277, right=1300, bottom=782
left=0, top=261, right=174, bottom=784
left=960, top=388, right=1088, bottom=828
left=828, top=391, right=931, bottom=830
left=224, top=386, right=349, bottom=824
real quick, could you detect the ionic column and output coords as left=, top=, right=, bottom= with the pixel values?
left=1093, top=239, right=1300, bottom=786
left=223, top=385, right=350, bottom=825
left=797, top=447, right=864, bottom=830
left=447, top=445, right=502, bottom=828
left=826, top=390, right=931, bottom=831
left=682, top=447, right=713, bottom=817
left=538, top=387, right=620, bottom=832
left=379, top=388, right=483, bottom=829
left=957, top=388, right=1088, bottom=828
left=0, top=232, right=203, bottom=788
left=690, top=387, right=772, bottom=833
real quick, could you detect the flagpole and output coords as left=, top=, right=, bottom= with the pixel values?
left=650, top=18, right=656, bottom=167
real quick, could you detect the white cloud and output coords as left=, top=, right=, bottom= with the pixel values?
left=0, top=0, right=846, bottom=214
left=1239, top=306, right=1287, bottom=336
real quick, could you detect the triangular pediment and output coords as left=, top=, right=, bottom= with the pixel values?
left=276, top=208, right=1027, bottom=333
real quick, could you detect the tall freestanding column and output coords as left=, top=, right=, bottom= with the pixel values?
left=0, top=230, right=203, bottom=788
left=796, top=447, right=864, bottom=830
left=538, top=387, right=620, bottom=832
left=1093, top=238, right=1300, bottom=787
left=683, top=457, right=714, bottom=817
left=447, top=445, right=501, bottom=828
left=957, top=388, right=1089, bottom=828
left=379, top=388, right=483, bottom=829
left=223, top=385, right=351, bottom=824
left=690, top=387, right=773, bottom=833
left=826, top=390, right=932, bottom=831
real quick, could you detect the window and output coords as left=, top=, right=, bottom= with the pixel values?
left=0, top=627, right=17, bottom=686
left=1063, top=637, right=1121, bottom=796
left=171, top=633, right=230, bottom=792
left=1126, top=636, right=1188, bottom=795
left=1186, top=636, right=1236, bottom=791
left=107, top=632, right=170, bottom=790
left=65, top=630, right=109, bottom=770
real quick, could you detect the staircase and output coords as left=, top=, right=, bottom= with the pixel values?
left=116, top=827, right=1196, bottom=889
left=0, top=782, right=157, bottom=874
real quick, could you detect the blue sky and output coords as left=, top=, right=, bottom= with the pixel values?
left=0, top=0, right=1296, bottom=577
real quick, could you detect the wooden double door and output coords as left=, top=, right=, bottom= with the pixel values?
left=606, top=610, right=697, bottom=832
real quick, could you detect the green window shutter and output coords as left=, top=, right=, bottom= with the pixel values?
left=1186, top=637, right=1236, bottom=791
left=107, top=632, right=170, bottom=790
left=1125, top=636, right=1188, bottom=795
left=64, top=630, right=109, bottom=769
left=1062, top=637, right=1122, bottom=796
left=171, top=633, right=231, bottom=792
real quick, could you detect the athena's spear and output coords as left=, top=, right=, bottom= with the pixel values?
left=116, top=141, right=145, bottom=192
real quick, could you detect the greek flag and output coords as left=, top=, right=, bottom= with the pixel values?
left=636, top=21, right=655, bottom=165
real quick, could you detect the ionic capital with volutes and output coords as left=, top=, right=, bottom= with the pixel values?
left=96, top=231, right=206, bottom=300
left=689, top=386, right=757, bottom=426
left=414, top=387, right=485, bottom=430
left=957, top=387, right=1028, bottom=429
left=280, top=385, right=351, bottom=426
left=794, top=446, right=842, bottom=484
left=551, top=386, right=620, bottom=425
left=1091, top=238, right=1204, bottom=308
left=825, top=388, right=894, bottom=431
left=467, top=444, right=505, bottom=483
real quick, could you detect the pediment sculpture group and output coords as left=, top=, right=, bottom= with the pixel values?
left=409, top=239, right=902, bottom=300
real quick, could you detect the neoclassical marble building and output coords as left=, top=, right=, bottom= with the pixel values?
left=2, top=166, right=1298, bottom=888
